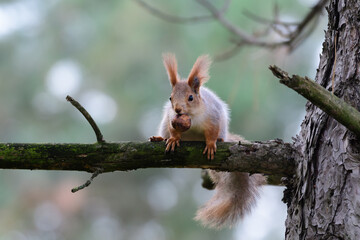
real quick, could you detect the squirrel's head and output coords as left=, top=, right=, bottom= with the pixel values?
left=163, top=53, right=211, bottom=116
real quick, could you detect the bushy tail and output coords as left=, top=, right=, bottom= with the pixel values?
left=195, top=133, right=266, bottom=229
left=195, top=172, right=265, bottom=229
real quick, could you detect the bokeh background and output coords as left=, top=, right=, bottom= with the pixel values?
left=0, top=0, right=327, bottom=239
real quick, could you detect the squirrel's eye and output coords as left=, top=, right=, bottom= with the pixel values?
left=169, top=97, right=172, bottom=101
left=188, top=95, right=193, bottom=101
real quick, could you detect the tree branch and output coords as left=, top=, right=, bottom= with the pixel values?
left=195, top=0, right=279, bottom=47
left=135, top=0, right=211, bottom=24
left=0, top=140, right=295, bottom=185
left=136, top=0, right=328, bottom=59
left=196, top=0, right=328, bottom=51
left=269, top=65, right=360, bottom=137
left=134, top=0, right=232, bottom=24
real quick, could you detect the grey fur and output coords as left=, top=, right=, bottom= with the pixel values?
left=158, top=83, right=265, bottom=229
left=158, top=86, right=229, bottom=140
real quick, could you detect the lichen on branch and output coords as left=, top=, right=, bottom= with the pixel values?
left=0, top=140, right=295, bottom=185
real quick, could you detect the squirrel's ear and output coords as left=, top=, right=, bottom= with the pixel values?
left=163, top=53, right=179, bottom=87
left=188, top=55, right=211, bottom=93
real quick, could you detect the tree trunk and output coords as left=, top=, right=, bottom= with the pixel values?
left=285, top=0, right=360, bottom=239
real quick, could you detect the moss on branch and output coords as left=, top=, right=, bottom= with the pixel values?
left=0, top=140, right=295, bottom=185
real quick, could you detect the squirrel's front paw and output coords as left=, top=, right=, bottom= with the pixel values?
left=149, top=136, right=165, bottom=142
left=203, top=142, right=216, bottom=160
left=165, top=137, right=180, bottom=152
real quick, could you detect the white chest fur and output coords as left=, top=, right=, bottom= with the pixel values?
left=181, top=111, right=207, bottom=141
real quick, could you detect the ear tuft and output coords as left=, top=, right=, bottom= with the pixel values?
left=163, top=53, right=179, bottom=87
left=188, top=55, right=212, bottom=92
left=191, top=77, right=200, bottom=94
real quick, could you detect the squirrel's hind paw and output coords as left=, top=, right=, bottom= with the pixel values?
left=203, top=143, right=216, bottom=160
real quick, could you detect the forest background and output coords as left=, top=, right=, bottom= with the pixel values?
left=0, top=0, right=327, bottom=239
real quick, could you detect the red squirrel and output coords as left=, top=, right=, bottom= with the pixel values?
left=150, top=53, right=266, bottom=229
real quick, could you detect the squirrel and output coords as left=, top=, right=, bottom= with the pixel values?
left=150, top=53, right=266, bottom=229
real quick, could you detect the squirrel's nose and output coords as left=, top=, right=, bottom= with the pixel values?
left=175, top=108, right=182, bottom=114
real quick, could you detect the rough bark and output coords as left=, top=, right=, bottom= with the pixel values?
left=0, top=140, right=295, bottom=185
left=285, top=0, right=360, bottom=239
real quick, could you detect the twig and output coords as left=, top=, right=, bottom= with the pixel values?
left=288, top=0, right=328, bottom=40
left=137, top=0, right=328, bottom=57
left=243, top=10, right=298, bottom=39
left=71, top=168, right=103, bottom=193
left=135, top=0, right=213, bottom=24
left=243, top=10, right=299, bottom=27
left=214, top=42, right=244, bottom=61
left=135, top=0, right=233, bottom=24
left=269, top=65, right=360, bottom=137
left=244, top=0, right=328, bottom=49
left=66, top=95, right=105, bottom=143
left=195, top=0, right=280, bottom=47
left=220, top=0, right=232, bottom=13
left=288, top=15, right=319, bottom=51
left=196, top=0, right=327, bottom=51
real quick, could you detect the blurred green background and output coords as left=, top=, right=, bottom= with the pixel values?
left=0, top=0, right=327, bottom=239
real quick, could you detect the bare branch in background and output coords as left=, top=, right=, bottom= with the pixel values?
left=213, top=42, right=244, bottom=61
left=137, top=0, right=329, bottom=60
left=134, top=0, right=232, bottom=24
left=197, top=0, right=328, bottom=54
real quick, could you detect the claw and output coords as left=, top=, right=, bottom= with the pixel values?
left=203, top=146, right=208, bottom=155
left=203, top=142, right=216, bottom=160
left=165, top=142, right=171, bottom=152
left=165, top=137, right=180, bottom=152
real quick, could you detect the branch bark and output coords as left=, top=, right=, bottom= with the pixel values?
left=270, top=65, right=360, bottom=137
left=0, top=140, right=295, bottom=185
